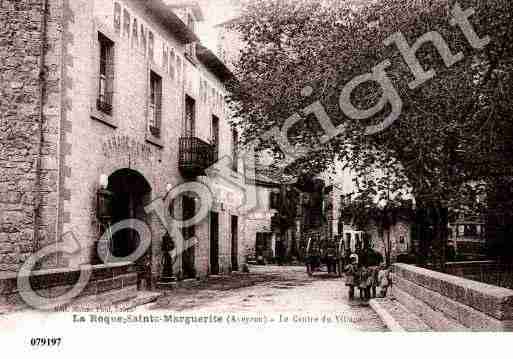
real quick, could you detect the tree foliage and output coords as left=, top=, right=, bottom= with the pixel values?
left=227, top=0, right=513, bottom=212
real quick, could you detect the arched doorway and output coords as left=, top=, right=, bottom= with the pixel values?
left=107, top=168, right=152, bottom=287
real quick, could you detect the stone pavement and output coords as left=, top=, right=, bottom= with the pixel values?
left=370, top=298, right=432, bottom=332
left=150, top=265, right=388, bottom=331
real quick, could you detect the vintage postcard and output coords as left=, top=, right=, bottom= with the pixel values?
left=1, top=0, right=512, bottom=356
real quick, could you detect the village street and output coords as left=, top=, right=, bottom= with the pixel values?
left=149, top=265, right=387, bottom=331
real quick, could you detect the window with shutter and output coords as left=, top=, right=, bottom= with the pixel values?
left=97, top=33, right=114, bottom=116
left=169, top=50, right=175, bottom=80
left=212, top=115, right=219, bottom=161
left=114, top=3, right=121, bottom=34
left=185, top=96, right=195, bottom=137
left=163, top=46, right=168, bottom=74
left=148, top=31, right=154, bottom=62
left=185, top=14, right=197, bottom=60
left=177, top=56, right=184, bottom=87
left=149, top=71, right=162, bottom=138
left=232, top=128, right=238, bottom=172
left=123, top=9, right=130, bottom=38
left=140, top=25, right=147, bottom=56
left=131, top=18, right=138, bottom=48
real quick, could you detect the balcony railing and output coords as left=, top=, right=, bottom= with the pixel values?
left=96, top=92, right=113, bottom=116
left=179, top=136, right=215, bottom=177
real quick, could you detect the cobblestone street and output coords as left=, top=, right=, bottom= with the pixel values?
left=150, top=265, right=387, bottom=331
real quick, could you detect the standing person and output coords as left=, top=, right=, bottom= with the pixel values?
left=378, top=264, right=392, bottom=298
left=367, top=265, right=378, bottom=299
left=358, top=265, right=369, bottom=300
left=344, top=256, right=357, bottom=300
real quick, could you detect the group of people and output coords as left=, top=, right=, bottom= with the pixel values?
left=344, top=256, right=391, bottom=300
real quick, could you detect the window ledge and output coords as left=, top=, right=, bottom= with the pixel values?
left=91, top=107, right=118, bottom=128
left=146, top=132, right=164, bottom=148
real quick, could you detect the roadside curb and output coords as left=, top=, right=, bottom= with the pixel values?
left=369, top=298, right=405, bottom=332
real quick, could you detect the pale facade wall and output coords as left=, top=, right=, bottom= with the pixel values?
left=57, top=0, right=245, bottom=283
left=244, top=185, right=277, bottom=258
left=368, top=220, right=411, bottom=262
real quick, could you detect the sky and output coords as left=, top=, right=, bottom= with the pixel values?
left=176, top=0, right=241, bottom=51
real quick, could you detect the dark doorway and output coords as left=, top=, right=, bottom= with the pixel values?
left=231, top=216, right=238, bottom=271
left=210, top=211, right=219, bottom=275
left=108, top=169, right=151, bottom=257
left=182, top=195, right=196, bottom=279
left=107, top=169, right=152, bottom=287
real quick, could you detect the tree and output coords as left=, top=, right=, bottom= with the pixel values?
left=227, top=0, right=513, bottom=267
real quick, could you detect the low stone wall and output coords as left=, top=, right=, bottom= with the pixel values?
left=392, top=263, right=513, bottom=331
left=443, top=261, right=513, bottom=290
left=444, top=260, right=496, bottom=279
left=0, top=262, right=138, bottom=312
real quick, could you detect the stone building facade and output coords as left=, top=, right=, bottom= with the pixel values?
left=366, top=219, right=412, bottom=262
left=1, top=0, right=248, bottom=305
left=244, top=173, right=280, bottom=262
left=0, top=0, right=64, bottom=273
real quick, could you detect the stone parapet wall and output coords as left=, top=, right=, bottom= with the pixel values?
left=444, top=261, right=496, bottom=276
left=393, top=263, right=513, bottom=331
left=0, top=262, right=137, bottom=311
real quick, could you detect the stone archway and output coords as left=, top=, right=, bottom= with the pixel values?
left=107, top=168, right=152, bottom=287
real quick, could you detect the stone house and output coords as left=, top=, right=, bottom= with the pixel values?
left=0, top=0, right=248, bottom=308
left=244, top=169, right=348, bottom=263
left=244, top=171, right=281, bottom=263
left=366, top=218, right=412, bottom=263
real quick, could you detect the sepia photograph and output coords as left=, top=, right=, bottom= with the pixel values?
left=0, top=0, right=512, bottom=356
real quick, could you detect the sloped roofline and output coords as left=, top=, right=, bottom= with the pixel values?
left=144, top=0, right=200, bottom=43
left=196, top=43, right=235, bottom=82
left=165, top=1, right=205, bottom=21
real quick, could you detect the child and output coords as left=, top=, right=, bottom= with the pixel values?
left=344, top=257, right=357, bottom=300
left=367, top=265, right=378, bottom=299
left=358, top=265, right=369, bottom=300
left=378, top=265, right=391, bottom=298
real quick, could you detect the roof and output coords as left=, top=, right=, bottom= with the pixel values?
left=253, top=164, right=299, bottom=187
left=196, top=43, right=235, bottom=82
left=164, top=1, right=204, bottom=21
left=255, top=172, right=281, bottom=187
left=214, top=16, right=241, bottom=28
left=144, top=0, right=200, bottom=43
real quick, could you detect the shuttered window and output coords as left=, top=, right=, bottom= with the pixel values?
left=114, top=3, right=121, bottom=34
left=131, top=18, right=138, bottom=48
left=169, top=49, right=175, bottom=80
left=123, top=9, right=130, bottom=38
left=97, top=33, right=114, bottom=116
left=212, top=115, right=219, bottom=161
left=140, top=25, right=147, bottom=56
left=149, top=71, right=162, bottom=138
left=148, top=31, right=154, bottom=62
left=184, top=96, right=195, bottom=137
left=232, top=128, right=238, bottom=172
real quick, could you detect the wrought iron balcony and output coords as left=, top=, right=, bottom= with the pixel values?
left=96, top=92, right=113, bottom=116
left=179, top=136, right=215, bottom=177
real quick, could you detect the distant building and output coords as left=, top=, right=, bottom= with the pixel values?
left=448, top=221, right=486, bottom=260
left=366, top=217, right=413, bottom=263
left=244, top=171, right=281, bottom=263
